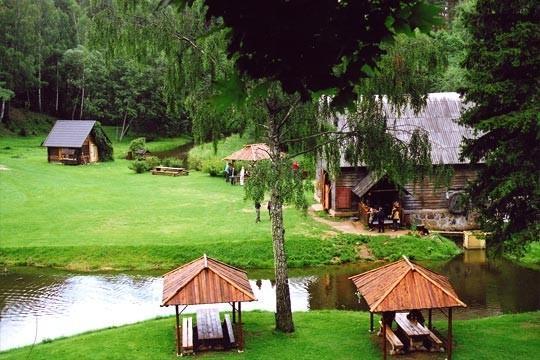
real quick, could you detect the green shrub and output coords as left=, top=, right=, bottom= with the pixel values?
left=187, top=154, right=203, bottom=171
left=144, top=156, right=161, bottom=171
left=202, top=158, right=225, bottom=176
left=129, top=160, right=147, bottom=173
left=162, top=157, right=184, bottom=168
left=129, top=138, right=147, bottom=159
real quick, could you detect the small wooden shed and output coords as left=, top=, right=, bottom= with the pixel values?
left=43, top=120, right=101, bottom=164
left=349, top=256, right=466, bottom=359
left=161, top=255, right=256, bottom=355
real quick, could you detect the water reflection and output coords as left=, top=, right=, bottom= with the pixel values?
left=0, top=253, right=539, bottom=351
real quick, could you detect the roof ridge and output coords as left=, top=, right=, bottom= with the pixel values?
left=162, top=266, right=206, bottom=305
left=414, top=266, right=467, bottom=308
left=371, top=266, right=412, bottom=312
left=207, top=263, right=256, bottom=301
left=348, top=259, right=402, bottom=280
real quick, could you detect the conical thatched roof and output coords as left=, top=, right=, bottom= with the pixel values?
left=162, top=255, right=256, bottom=306
left=349, top=256, right=466, bottom=313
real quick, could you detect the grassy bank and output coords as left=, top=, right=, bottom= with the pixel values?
left=0, top=134, right=461, bottom=271
left=1, top=311, right=538, bottom=359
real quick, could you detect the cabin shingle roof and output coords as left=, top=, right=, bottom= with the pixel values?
left=43, top=120, right=96, bottom=148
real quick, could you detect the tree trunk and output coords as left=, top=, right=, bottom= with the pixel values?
left=0, top=100, right=5, bottom=122
left=55, top=61, right=59, bottom=114
left=38, top=63, right=42, bottom=113
left=79, top=75, right=85, bottom=120
left=267, top=101, right=294, bottom=333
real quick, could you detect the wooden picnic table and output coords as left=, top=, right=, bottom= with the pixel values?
left=395, top=312, right=430, bottom=351
left=196, top=308, right=224, bottom=341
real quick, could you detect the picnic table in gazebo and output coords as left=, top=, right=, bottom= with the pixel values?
left=161, top=254, right=256, bottom=356
left=349, top=255, right=466, bottom=359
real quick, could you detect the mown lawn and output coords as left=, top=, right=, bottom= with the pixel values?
left=0, top=135, right=341, bottom=270
left=1, top=311, right=538, bottom=360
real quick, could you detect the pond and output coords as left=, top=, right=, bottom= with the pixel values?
left=1, top=251, right=539, bottom=351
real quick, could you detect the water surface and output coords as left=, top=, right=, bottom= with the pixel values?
left=1, top=252, right=538, bottom=351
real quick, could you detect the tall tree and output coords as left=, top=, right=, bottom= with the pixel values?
left=193, top=0, right=442, bottom=333
left=460, top=0, right=540, bottom=254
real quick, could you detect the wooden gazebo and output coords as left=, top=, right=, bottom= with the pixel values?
left=223, top=143, right=272, bottom=162
left=161, top=254, right=256, bottom=355
left=349, top=256, right=466, bottom=359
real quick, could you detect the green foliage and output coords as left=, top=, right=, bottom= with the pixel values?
left=161, top=157, right=183, bottom=168
left=128, top=137, right=147, bottom=159
left=367, top=233, right=462, bottom=261
left=143, top=155, right=161, bottom=171
left=201, top=158, right=223, bottom=176
left=460, top=0, right=540, bottom=255
left=187, top=134, right=248, bottom=171
left=90, top=122, right=114, bottom=162
left=128, top=159, right=146, bottom=173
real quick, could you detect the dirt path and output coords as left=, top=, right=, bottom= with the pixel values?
left=309, top=204, right=410, bottom=238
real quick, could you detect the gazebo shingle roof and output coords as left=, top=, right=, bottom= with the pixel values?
left=349, top=256, right=466, bottom=313
left=162, top=255, right=256, bottom=306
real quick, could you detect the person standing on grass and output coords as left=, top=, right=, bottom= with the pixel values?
left=255, top=201, right=261, bottom=223
left=391, top=201, right=400, bottom=231
left=377, top=206, right=385, bottom=233
left=239, top=166, right=245, bottom=185
left=224, top=162, right=230, bottom=182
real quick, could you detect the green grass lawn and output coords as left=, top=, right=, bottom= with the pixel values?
left=1, top=311, right=538, bottom=360
left=0, top=135, right=342, bottom=270
left=0, top=134, right=463, bottom=271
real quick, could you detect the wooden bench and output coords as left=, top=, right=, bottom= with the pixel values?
left=428, top=329, right=444, bottom=352
left=379, top=321, right=404, bottom=355
left=152, top=166, right=189, bottom=176
left=181, top=316, right=194, bottom=355
left=224, top=314, right=235, bottom=346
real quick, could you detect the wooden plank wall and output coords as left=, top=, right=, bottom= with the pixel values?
left=402, top=167, right=478, bottom=210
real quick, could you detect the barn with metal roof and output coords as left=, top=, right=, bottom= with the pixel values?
left=316, top=92, right=480, bottom=231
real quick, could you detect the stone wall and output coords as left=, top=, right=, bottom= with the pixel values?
left=404, top=209, right=479, bottom=231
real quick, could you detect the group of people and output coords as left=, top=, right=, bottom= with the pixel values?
left=361, top=200, right=401, bottom=233
left=224, top=162, right=247, bottom=185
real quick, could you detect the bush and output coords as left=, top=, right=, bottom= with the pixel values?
left=129, top=160, right=147, bottom=174
left=187, top=154, right=203, bottom=171
left=129, top=138, right=147, bottom=160
left=144, top=156, right=161, bottom=171
left=161, top=157, right=184, bottom=168
left=202, top=158, right=225, bottom=176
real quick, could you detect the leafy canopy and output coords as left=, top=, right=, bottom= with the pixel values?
left=460, top=0, right=540, bottom=255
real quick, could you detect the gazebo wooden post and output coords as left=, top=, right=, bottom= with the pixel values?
left=232, top=302, right=236, bottom=323
left=370, top=312, right=374, bottom=333
left=238, top=302, right=244, bottom=352
left=175, top=305, right=181, bottom=356
left=448, top=307, right=453, bottom=360
left=428, top=309, right=433, bottom=329
left=382, top=315, right=387, bottom=360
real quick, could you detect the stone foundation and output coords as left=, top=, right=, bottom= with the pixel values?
left=404, top=209, right=479, bottom=231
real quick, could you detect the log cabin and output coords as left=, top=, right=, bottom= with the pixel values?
left=316, top=93, right=480, bottom=231
left=43, top=120, right=101, bottom=165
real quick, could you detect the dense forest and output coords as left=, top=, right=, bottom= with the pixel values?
left=0, top=0, right=469, bottom=139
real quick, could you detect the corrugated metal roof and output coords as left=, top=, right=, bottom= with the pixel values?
left=162, top=255, right=256, bottom=306
left=349, top=256, right=466, bottom=313
left=338, top=93, right=475, bottom=166
left=43, top=120, right=96, bottom=148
